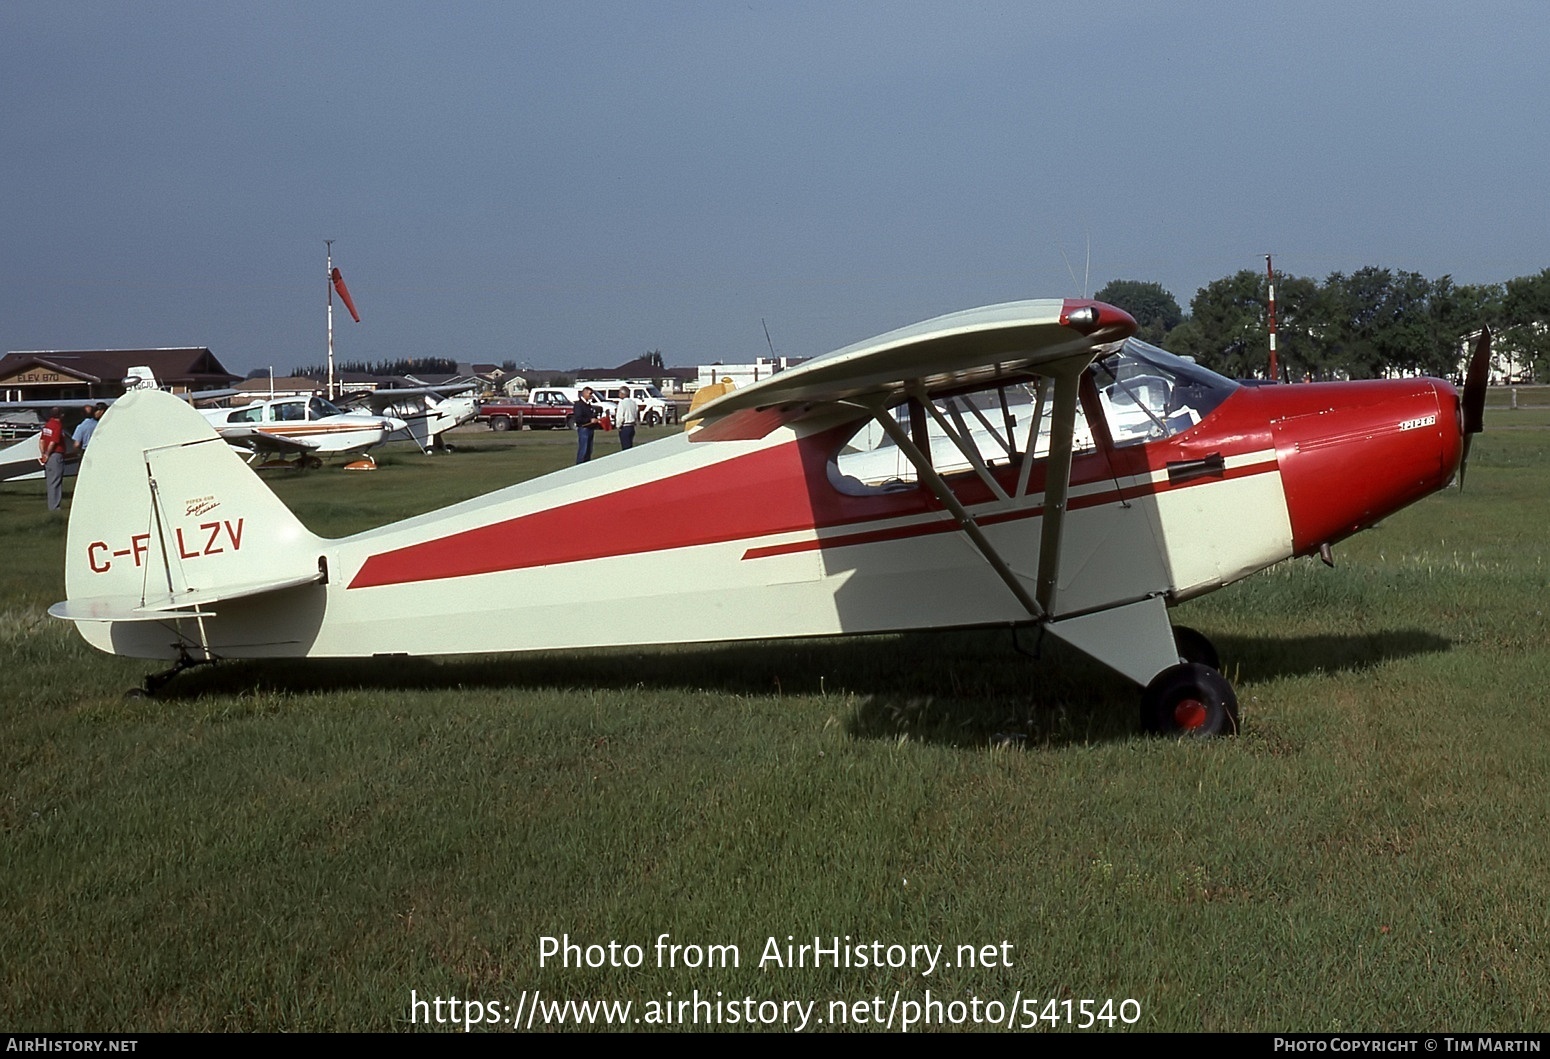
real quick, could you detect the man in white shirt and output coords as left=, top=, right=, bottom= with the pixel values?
left=614, top=389, right=640, bottom=450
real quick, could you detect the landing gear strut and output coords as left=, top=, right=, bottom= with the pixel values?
left=130, top=649, right=216, bottom=697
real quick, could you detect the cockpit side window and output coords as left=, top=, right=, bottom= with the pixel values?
left=828, top=377, right=1097, bottom=496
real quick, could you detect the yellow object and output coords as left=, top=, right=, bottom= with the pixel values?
left=684, top=377, right=736, bottom=431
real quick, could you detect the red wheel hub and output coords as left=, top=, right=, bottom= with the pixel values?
left=1174, top=698, right=1208, bottom=729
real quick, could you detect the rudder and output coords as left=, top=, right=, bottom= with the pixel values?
left=52, top=389, right=324, bottom=647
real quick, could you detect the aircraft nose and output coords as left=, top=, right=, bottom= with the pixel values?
left=1274, top=378, right=1462, bottom=555
left=1433, top=377, right=1465, bottom=478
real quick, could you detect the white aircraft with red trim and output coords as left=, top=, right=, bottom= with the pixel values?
left=335, top=383, right=480, bottom=452
left=47, top=299, right=1487, bottom=732
left=198, top=394, right=408, bottom=469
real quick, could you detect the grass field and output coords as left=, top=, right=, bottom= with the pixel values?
left=3, top=411, right=1549, bottom=1032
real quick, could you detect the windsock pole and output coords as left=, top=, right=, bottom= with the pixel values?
left=326, top=239, right=336, bottom=400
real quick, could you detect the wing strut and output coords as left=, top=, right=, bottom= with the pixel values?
left=863, top=397, right=1045, bottom=621
left=906, top=383, right=1012, bottom=505
left=1034, top=368, right=1082, bottom=615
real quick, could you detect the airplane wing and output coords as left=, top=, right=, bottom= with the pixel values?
left=0, top=399, right=76, bottom=412
left=177, top=388, right=244, bottom=405
left=0, top=388, right=238, bottom=411
left=689, top=299, right=1135, bottom=422
left=218, top=428, right=321, bottom=455
left=689, top=298, right=1137, bottom=628
left=342, top=384, right=476, bottom=411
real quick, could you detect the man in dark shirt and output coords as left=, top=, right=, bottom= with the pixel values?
left=573, top=387, right=600, bottom=463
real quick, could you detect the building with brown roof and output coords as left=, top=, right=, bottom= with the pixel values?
left=0, top=348, right=240, bottom=402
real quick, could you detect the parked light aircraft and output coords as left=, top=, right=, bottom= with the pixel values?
left=336, top=384, right=479, bottom=452
left=198, top=395, right=408, bottom=469
left=0, top=435, right=77, bottom=483
left=48, top=299, right=1485, bottom=733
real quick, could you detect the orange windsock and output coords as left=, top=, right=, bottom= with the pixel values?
left=331, top=267, right=361, bottom=323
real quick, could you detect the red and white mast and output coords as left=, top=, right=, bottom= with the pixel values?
left=326, top=239, right=336, bottom=400
left=1265, top=253, right=1279, bottom=383
left=324, top=240, right=361, bottom=400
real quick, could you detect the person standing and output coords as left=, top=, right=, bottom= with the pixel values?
left=573, top=386, right=600, bottom=463
left=38, top=407, right=66, bottom=510
left=72, top=402, right=103, bottom=455
left=614, top=388, right=639, bottom=450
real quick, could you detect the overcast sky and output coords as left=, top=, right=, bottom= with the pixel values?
left=3, top=1, right=1545, bottom=375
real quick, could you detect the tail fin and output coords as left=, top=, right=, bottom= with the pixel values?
left=50, top=389, right=324, bottom=631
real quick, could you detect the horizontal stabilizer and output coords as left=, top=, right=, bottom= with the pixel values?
left=48, top=597, right=218, bottom=622
left=49, top=570, right=323, bottom=624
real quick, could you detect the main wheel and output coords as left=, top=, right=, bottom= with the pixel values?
left=1141, top=662, right=1239, bottom=737
left=1172, top=625, right=1220, bottom=671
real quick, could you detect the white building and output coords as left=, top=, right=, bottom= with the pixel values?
left=695, top=356, right=805, bottom=392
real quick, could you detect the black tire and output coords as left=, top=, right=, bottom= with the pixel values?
left=1141, top=662, right=1239, bottom=737
left=644, top=410, right=662, bottom=427
left=490, top=415, right=512, bottom=433
left=1172, top=625, right=1220, bottom=671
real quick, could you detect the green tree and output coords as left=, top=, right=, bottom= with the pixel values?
left=1313, top=267, right=1425, bottom=379
left=1093, top=280, right=1182, bottom=345
left=1426, top=279, right=1503, bottom=381
left=1168, top=270, right=1269, bottom=378
left=1268, top=273, right=1322, bottom=380
left=1502, top=268, right=1550, bottom=381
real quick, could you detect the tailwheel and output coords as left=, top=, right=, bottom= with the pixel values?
left=1172, top=625, right=1220, bottom=671
left=1141, top=662, right=1239, bottom=737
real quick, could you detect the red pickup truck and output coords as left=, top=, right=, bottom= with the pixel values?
left=479, top=388, right=582, bottom=431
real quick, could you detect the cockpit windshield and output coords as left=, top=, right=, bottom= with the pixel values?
left=1093, top=339, right=1238, bottom=445
left=309, top=396, right=346, bottom=419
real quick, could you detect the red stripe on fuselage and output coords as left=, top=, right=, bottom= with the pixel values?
left=740, top=456, right=1279, bottom=560
left=348, top=389, right=1282, bottom=590
left=347, top=440, right=826, bottom=589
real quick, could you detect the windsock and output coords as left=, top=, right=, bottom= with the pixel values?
left=331, top=267, right=361, bottom=323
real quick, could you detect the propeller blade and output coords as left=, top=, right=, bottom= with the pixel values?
left=1457, top=326, right=1491, bottom=489
left=1462, top=326, right=1490, bottom=435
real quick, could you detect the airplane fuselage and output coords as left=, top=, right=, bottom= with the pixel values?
left=67, top=370, right=1461, bottom=664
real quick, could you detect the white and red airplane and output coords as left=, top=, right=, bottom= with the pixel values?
left=335, top=384, right=480, bottom=453
left=47, top=299, right=1485, bottom=732
left=198, top=394, right=408, bottom=469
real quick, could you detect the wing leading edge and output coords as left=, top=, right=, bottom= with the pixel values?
left=689, top=298, right=1136, bottom=423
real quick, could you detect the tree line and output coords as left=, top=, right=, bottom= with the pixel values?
left=279, top=357, right=509, bottom=380
left=1097, top=267, right=1550, bottom=383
